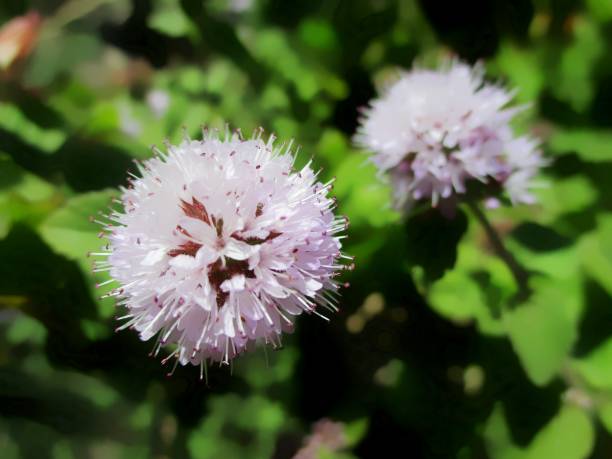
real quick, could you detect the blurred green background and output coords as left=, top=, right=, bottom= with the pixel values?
left=1, top=0, right=612, bottom=458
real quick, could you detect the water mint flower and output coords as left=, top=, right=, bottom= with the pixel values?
left=355, top=60, right=546, bottom=211
left=93, top=128, right=349, bottom=373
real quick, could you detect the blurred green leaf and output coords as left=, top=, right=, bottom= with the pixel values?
left=24, top=33, right=102, bottom=87
left=38, top=189, right=116, bottom=316
left=298, top=19, right=338, bottom=50
left=597, top=401, right=612, bottom=434
left=579, top=213, right=612, bottom=296
left=129, top=403, right=153, bottom=430
left=485, top=404, right=594, bottom=459
left=188, top=395, right=288, bottom=459
left=549, top=129, right=612, bottom=162
left=588, top=0, right=612, bottom=21
left=0, top=154, right=57, bottom=238
left=83, top=101, right=120, bottom=136
left=0, top=103, right=66, bottom=154
left=259, top=83, right=290, bottom=111
left=493, top=43, right=545, bottom=103
left=573, top=338, right=612, bottom=390
left=6, top=314, right=47, bottom=345
left=316, top=129, right=350, bottom=169
left=535, top=176, right=598, bottom=223
left=51, top=439, right=75, bottom=459
left=429, top=269, right=505, bottom=335
left=334, top=155, right=398, bottom=228
left=405, top=209, right=468, bottom=282
left=343, top=418, right=369, bottom=447
left=504, top=278, right=581, bottom=386
left=520, top=405, right=594, bottom=459
left=149, top=1, right=193, bottom=37
left=237, top=347, right=298, bottom=388
left=553, top=17, right=604, bottom=112
left=39, top=190, right=114, bottom=260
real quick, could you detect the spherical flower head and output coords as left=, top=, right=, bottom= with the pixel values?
left=355, top=59, right=547, bottom=211
left=95, top=128, right=349, bottom=372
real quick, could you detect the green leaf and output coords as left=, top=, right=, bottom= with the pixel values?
left=427, top=219, right=517, bottom=335
left=504, top=278, right=581, bottom=385
left=24, top=33, right=102, bottom=87
left=493, top=43, right=545, bottom=103
left=597, top=401, right=612, bottom=434
left=188, top=395, right=287, bottom=459
left=525, top=406, right=594, bottom=459
left=316, top=129, right=349, bottom=169
left=298, top=19, right=338, bottom=50
left=483, top=404, right=523, bottom=459
left=405, top=209, right=468, bottom=282
left=484, top=404, right=594, bottom=459
left=149, top=5, right=192, bottom=38
left=236, top=347, right=298, bottom=389
left=39, top=190, right=115, bottom=259
left=429, top=269, right=505, bottom=335
left=0, top=103, right=66, bottom=154
left=534, top=176, right=597, bottom=222
left=38, top=190, right=117, bottom=317
left=579, top=213, right=612, bottom=296
left=334, top=154, right=398, bottom=228
left=588, top=0, right=612, bottom=21
left=552, top=17, right=604, bottom=112
left=0, top=154, right=57, bottom=238
left=548, top=129, right=612, bottom=162
left=6, top=314, right=47, bottom=345
left=573, top=338, right=612, bottom=390
left=343, top=418, right=369, bottom=447
left=83, top=101, right=120, bottom=136
left=514, top=244, right=581, bottom=281
left=259, top=83, right=290, bottom=111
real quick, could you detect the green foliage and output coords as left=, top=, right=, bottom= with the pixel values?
left=504, top=278, right=580, bottom=386
left=0, top=0, right=611, bottom=458
left=484, top=404, right=595, bottom=459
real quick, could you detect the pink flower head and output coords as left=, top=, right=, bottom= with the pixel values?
left=294, top=419, right=347, bottom=459
left=355, top=60, right=547, bottom=211
left=0, top=11, right=41, bottom=71
left=94, top=128, right=350, bottom=373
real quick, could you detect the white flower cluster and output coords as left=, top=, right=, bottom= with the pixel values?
left=355, top=60, right=546, bottom=210
left=94, top=129, right=349, bottom=372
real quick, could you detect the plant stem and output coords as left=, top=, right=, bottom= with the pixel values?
left=466, top=201, right=531, bottom=303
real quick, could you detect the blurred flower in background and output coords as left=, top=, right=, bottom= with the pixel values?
left=146, top=89, right=170, bottom=119
left=293, top=418, right=347, bottom=459
left=355, top=60, right=547, bottom=211
left=0, top=11, right=41, bottom=73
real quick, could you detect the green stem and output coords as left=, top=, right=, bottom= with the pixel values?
left=467, top=201, right=531, bottom=303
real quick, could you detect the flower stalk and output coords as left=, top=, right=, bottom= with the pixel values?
left=466, top=200, right=531, bottom=303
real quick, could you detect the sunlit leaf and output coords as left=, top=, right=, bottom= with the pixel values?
left=0, top=102, right=66, bottom=153
left=573, top=338, right=612, bottom=390
left=39, top=190, right=116, bottom=316
left=504, top=278, right=581, bottom=386
left=549, top=129, right=612, bottom=162
left=149, top=2, right=193, bottom=37
left=484, top=404, right=594, bottom=459
left=579, top=213, right=612, bottom=296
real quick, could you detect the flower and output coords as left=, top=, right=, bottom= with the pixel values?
left=294, top=419, right=347, bottom=459
left=146, top=89, right=170, bottom=119
left=354, top=60, right=547, bottom=211
left=0, top=11, right=41, bottom=71
left=93, top=128, right=350, bottom=373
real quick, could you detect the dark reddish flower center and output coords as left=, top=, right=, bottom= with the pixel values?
left=168, top=196, right=280, bottom=308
